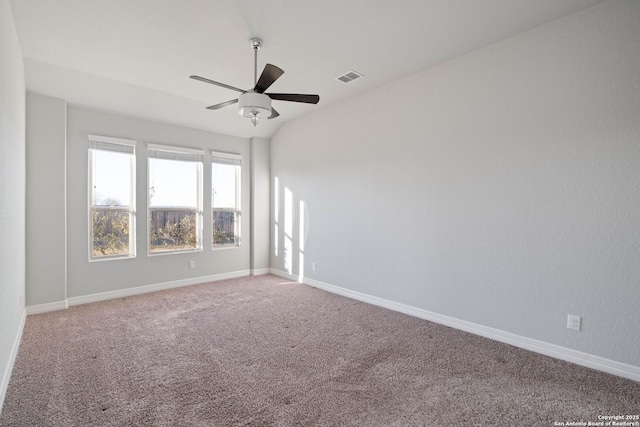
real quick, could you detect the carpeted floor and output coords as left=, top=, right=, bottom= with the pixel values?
left=1, top=275, right=638, bottom=426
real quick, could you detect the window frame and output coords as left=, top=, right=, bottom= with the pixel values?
left=88, top=134, right=137, bottom=262
left=147, top=143, right=204, bottom=256
left=211, top=150, right=242, bottom=250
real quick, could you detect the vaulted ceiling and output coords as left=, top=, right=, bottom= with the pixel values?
left=10, top=0, right=604, bottom=139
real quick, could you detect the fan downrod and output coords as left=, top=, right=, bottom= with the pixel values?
left=249, top=38, right=262, bottom=86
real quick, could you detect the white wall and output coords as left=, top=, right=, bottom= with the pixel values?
left=270, top=0, right=640, bottom=368
left=0, top=0, right=26, bottom=412
left=26, top=93, right=66, bottom=306
left=62, top=106, right=251, bottom=299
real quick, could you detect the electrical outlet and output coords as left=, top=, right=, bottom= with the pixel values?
left=311, top=262, right=317, bottom=271
left=189, top=260, right=195, bottom=269
left=567, top=314, right=581, bottom=331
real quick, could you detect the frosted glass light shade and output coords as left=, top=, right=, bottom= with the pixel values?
left=238, top=92, right=272, bottom=118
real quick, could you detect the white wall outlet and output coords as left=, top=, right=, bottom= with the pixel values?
left=567, top=314, right=581, bottom=331
left=311, top=262, right=317, bottom=271
left=189, top=260, right=195, bottom=269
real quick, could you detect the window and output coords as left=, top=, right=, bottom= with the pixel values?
left=148, top=144, right=203, bottom=254
left=89, top=135, right=136, bottom=260
left=211, top=151, right=241, bottom=248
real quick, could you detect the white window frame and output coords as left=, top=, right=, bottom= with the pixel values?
left=148, top=143, right=204, bottom=256
left=88, top=134, right=137, bottom=261
left=211, top=150, right=242, bottom=249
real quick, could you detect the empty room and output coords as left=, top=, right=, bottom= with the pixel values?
left=1, top=0, right=639, bottom=425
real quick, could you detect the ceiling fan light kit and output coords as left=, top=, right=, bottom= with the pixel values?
left=190, top=37, right=319, bottom=127
left=238, top=92, right=272, bottom=126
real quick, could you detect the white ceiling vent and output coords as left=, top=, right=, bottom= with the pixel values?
left=336, top=70, right=363, bottom=84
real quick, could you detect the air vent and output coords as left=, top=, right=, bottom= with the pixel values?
left=336, top=70, right=363, bottom=84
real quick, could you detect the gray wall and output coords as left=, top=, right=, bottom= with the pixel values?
left=25, top=97, right=258, bottom=303
left=270, top=0, right=640, bottom=366
left=250, top=137, right=271, bottom=274
left=26, top=93, right=66, bottom=306
left=0, top=0, right=26, bottom=411
left=65, top=106, right=251, bottom=297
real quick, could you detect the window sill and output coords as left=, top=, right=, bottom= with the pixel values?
left=148, top=248, right=203, bottom=257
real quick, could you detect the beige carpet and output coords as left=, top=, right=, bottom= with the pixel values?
left=1, top=275, right=638, bottom=426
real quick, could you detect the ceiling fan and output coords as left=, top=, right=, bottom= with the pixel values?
left=190, top=38, right=320, bottom=126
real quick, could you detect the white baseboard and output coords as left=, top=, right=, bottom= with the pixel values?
left=67, top=270, right=251, bottom=307
left=269, top=269, right=297, bottom=281
left=0, top=308, right=26, bottom=415
left=251, top=268, right=271, bottom=276
left=25, top=270, right=251, bottom=313
left=26, top=300, right=68, bottom=315
left=270, top=269, right=640, bottom=383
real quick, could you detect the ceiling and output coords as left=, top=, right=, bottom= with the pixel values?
left=10, top=0, right=604, bottom=139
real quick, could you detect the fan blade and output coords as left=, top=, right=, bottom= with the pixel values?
left=206, top=99, right=238, bottom=110
left=268, top=108, right=280, bottom=119
left=266, top=93, right=320, bottom=104
left=190, top=75, right=245, bottom=93
left=254, top=64, right=284, bottom=93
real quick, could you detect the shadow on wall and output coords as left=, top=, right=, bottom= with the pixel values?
left=273, top=176, right=309, bottom=282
